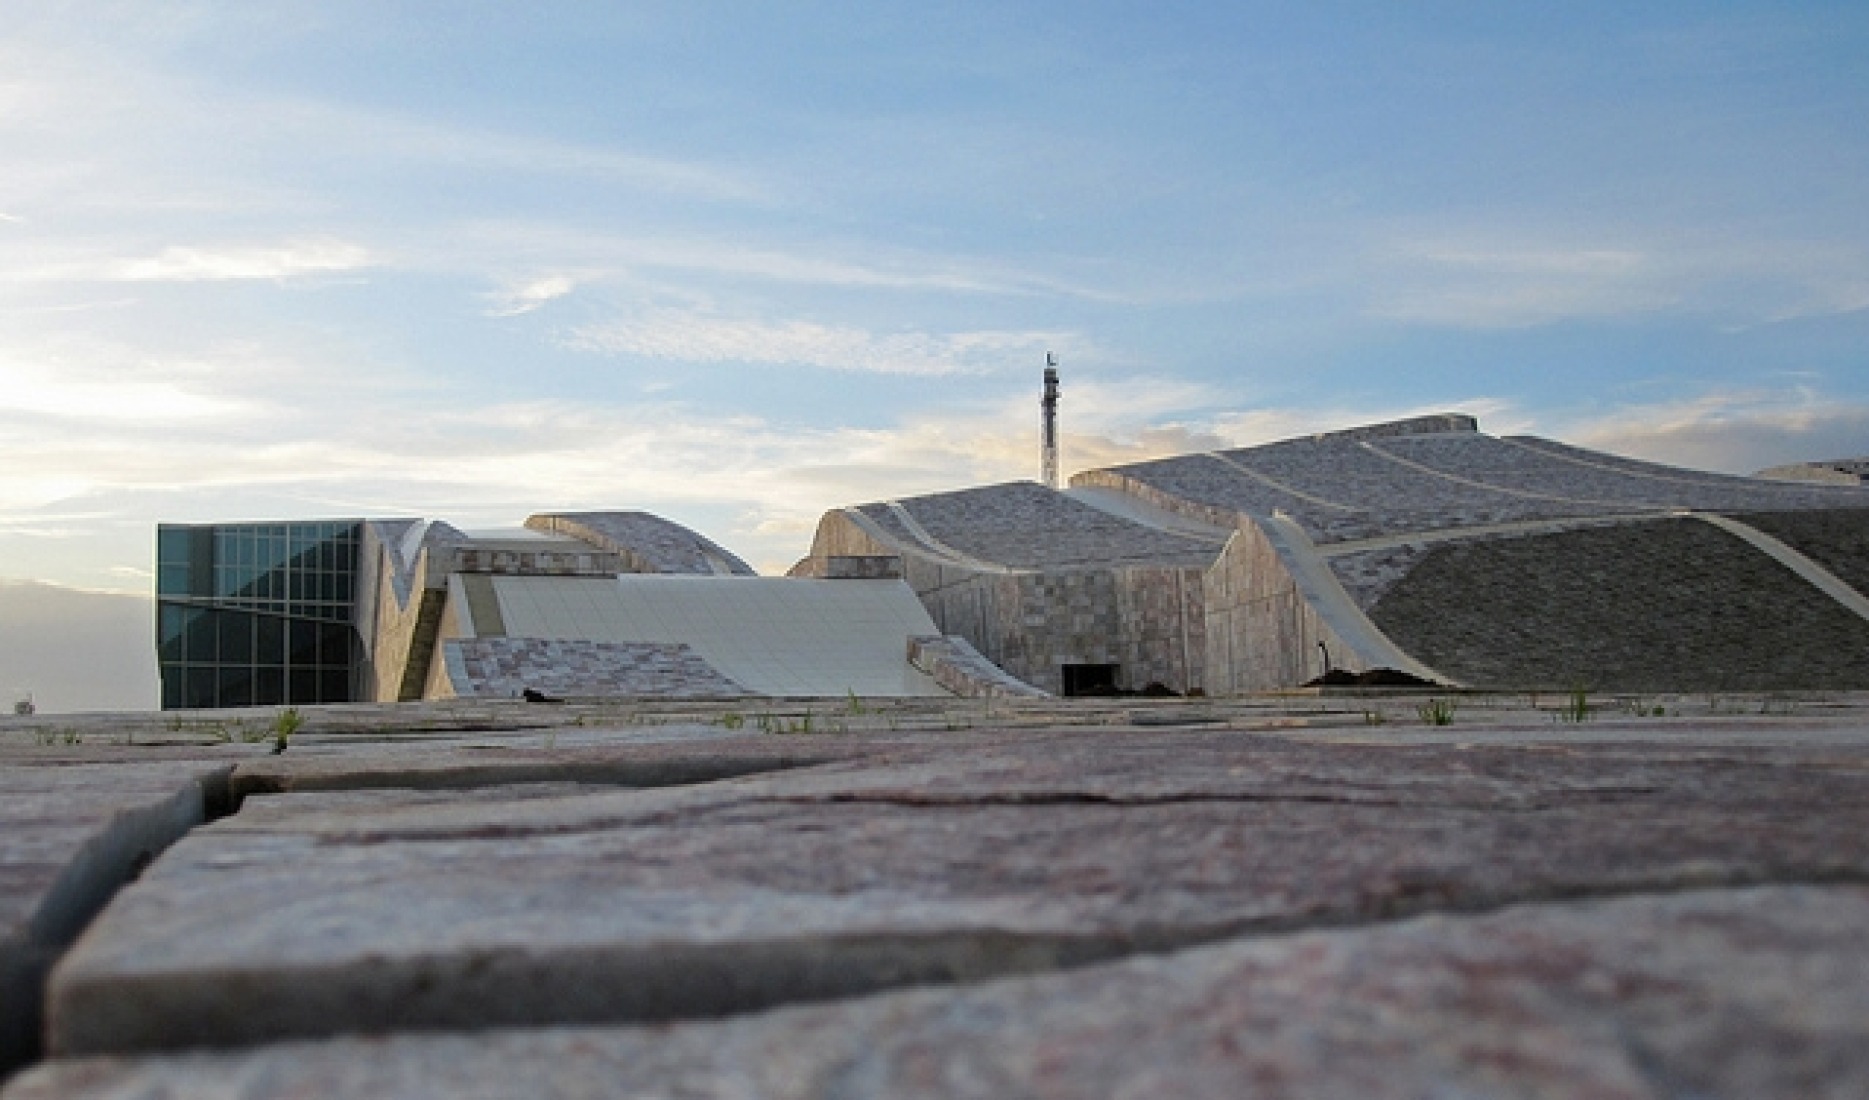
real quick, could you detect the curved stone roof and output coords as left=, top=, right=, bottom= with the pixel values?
left=850, top=481, right=1222, bottom=571
left=525, top=511, right=756, bottom=576
left=1078, top=416, right=1869, bottom=545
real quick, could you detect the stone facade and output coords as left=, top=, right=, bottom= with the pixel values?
left=788, top=555, right=903, bottom=580
left=1202, top=522, right=1366, bottom=693
left=906, top=635, right=1051, bottom=697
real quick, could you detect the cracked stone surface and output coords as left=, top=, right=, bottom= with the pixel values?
left=0, top=761, right=229, bottom=1073
left=41, top=730, right=1869, bottom=1056
left=13, top=885, right=1869, bottom=1099
left=5, top=700, right=1869, bottom=1096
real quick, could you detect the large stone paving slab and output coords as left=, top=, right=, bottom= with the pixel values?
left=0, top=761, right=230, bottom=1074
left=44, top=731, right=1869, bottom=1055
left=14, top=884, right=1868, bottom=1099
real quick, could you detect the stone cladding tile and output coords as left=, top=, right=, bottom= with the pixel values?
left=906, top=635, right=1049, bottom=697
left=446, top=638, right=747, bottom=699
left=1097, top=430, right=1869, bottom=547
left=1367, top=518, right=1869, bottom=691
left=1385, top=433, right=1869, bottom=512
left=1732, top=509, right=1869, bottom=598
left=864, top=482, right=1216, bottom=570
left=526, top=513, right=755, bottom=576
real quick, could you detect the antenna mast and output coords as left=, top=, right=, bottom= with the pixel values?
left=1040, top=353, right=1060, bottom=490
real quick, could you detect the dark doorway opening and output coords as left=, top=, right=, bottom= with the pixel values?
left=1062, top=663, right=1120, bottom=697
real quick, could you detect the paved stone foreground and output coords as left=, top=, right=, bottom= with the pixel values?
left=13, top=885, right=1869, bottom=1099
left=4, top=695, right=1869, bottom=1096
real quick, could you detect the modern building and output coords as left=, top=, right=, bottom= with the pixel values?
left=155, top=520, right=364, bottom=709
left=161, top=413, right=1869, bottom=708
left=793, top=413, right=1869, bottom=695
left=157, top=511, right=1027, bottom=710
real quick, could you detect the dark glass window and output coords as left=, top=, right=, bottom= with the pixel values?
left=154, top=519, right=364, bottom=709
left=219, top=611, right=253, bottom=665
left=256, top=615, right=285, bottom=665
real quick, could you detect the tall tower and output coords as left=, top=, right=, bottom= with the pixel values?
left=1040, top=354, right=1060, bottom=490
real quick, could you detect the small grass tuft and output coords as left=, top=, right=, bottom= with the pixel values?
left=270, top=707, right=303, bottom=755
left=1556, top=684, right=1592, bottom=724
left=1416, top=698, right=1457, bottom=726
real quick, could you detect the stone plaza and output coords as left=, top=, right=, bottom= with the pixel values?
left=3, top=691, right=1869, bottom=1096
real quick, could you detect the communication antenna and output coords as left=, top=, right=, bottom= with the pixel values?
left=1040, top=354, right=1060, bottom=490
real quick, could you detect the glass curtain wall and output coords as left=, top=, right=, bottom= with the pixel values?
left=155, top=521, right=363, bottom=709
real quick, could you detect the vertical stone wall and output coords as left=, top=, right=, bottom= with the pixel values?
left=1113, top=566, right=1206, bottom=693
left=798, top=509, right=1205, bottom=695
left=906, top=636, right=1050, bottom=697
left=1202, top=524, right=1368, bottom=693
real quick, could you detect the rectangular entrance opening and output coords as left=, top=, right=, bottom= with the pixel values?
left=1061, top=663, right=1119, bottom=697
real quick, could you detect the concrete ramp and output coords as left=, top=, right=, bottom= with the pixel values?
left=490, top=575, right=950, bottom=697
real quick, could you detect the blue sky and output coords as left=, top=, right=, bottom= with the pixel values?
left=3, top=0, right=1868, bottom=611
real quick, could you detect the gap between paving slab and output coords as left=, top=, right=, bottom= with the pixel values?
left=15, top=883, right=1869, bottom=1100
left=0, top=764, right=232, bottom=1080
left=226, top=746, right=849, bottom=804
left=6, top=744, right=852, bottom=1083
left=40, top=732, right=1869, bottom=1059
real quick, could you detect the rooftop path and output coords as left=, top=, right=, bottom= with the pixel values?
left=4, top=694, right=1869, bottom=1095
left=853, top=481, right=1219, bottom=571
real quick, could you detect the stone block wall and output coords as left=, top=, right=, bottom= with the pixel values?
left=1202, top=523, right=1371, bottom=693
left=789, top=555, right=903, bottom=580
left=442, top=547, right=622, bottom=577
left=799, top=510, right=1204, bottom=695
left=907, top=635, right=1050, bottom=697
left=1112, top=566, right=1206, bottom=693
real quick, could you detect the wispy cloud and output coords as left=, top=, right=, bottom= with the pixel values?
left=1364, top=235, right=1677, bottom=328
left=110, top=239, right=374, bottom=282
left=483, top=275, right=578, bottom=317
left=1361, top=226, right=1869, bottom=330
left=1558, top=388, right=1869, bottom=475
left=569, top=308, right=1079, bottom=375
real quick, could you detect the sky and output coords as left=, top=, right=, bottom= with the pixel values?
left=3, top=2, right=1868, bottom=709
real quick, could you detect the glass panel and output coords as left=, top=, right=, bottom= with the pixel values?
left=290, top=668, right=319, bottom=703
left=253, top=667, right=286, bottom=706
left=219, top=611, right=253, bottom=664
left=157, top=564, right=190, bottom=596
left=158, top=605, right=190, bottom=663
left=320, top=622, right=353, bottom=666
left=218, top=666, right=254, bottom=708
left=186, top=611, right=219, bottom=663
left=187, top=667, right=218, bottom=709
left=255, top=615, right=285, bottom=664
left=290, top=619, right=320, bottom=666
left=160, top=666, right=187, bottom=710
left=318, top=666, right=350, bottom=703
left=157, top=527, right=191, bottom=568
